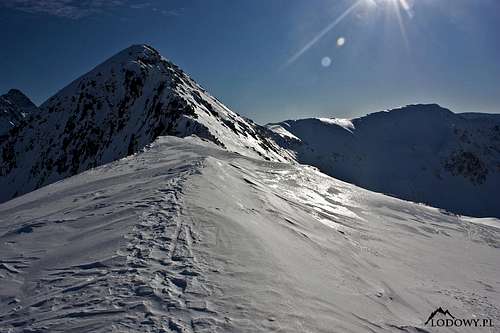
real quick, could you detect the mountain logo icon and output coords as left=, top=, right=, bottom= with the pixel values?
left=424, top=307, right=455, bottom=325
left=424, top=306, right=494, bottom=328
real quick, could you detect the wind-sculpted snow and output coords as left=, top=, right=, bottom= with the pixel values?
left=268, top=104, right=500, bottom=218
left=1, top=136, right=498, bottom=332
left=0, top=44, right=292, bottom=204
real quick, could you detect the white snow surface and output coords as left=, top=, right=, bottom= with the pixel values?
left=266, top=124, right=301, bottom=141
left=1, top=136, right=498, bottom=332
left=318, top=117, right=355, bottom=133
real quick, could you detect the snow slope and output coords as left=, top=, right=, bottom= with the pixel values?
left=0, top=89, right=37, bottom=137
left=268, top=104, right=500, bottom=218
left=0, top=45, right=292, bottom=204
left=0, top=136, right=498, bottom=332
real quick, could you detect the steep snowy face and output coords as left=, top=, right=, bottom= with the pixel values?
left=0, top=89, right=37, bottom=136
left=268, top=104, right=500, bottom=217
left=0, top=44, right=291, bottom=203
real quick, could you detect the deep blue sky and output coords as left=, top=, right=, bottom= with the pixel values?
left=0, top=0, right=499, bottom=124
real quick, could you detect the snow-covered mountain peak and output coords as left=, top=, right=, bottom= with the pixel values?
left=0, top=44, right=292, bottom=203
left=106, top=43, right=161, bottom=62
left=39, top=43, right=290, bottom=160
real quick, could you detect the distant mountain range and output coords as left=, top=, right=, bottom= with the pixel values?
left=1, top=44, right=499, bottom=217
left=268, top=105, right=500, bottom=217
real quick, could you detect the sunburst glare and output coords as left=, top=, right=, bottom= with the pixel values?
left=283, top=0, right=416, bottom=68
left=282, top=0, right=364, bottom=69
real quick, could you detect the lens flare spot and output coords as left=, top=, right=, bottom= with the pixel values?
left=321, top=57, right=332, bottom=67
left=337, top=37, right=346, bottom=47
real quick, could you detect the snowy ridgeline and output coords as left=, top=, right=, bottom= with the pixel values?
left=268, top=105, right=500, bottom=218
left=0, top=136, right=498, bottom=332
left=1, top=44, right=499, bottom=219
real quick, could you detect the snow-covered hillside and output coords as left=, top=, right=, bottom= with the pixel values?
left=0, top=89, right=37, bottom=137
left=268, top=104, right=500, bottom=218
left=0, top=136, right=498, bottom=332
left=0, top=45, right=292, bottom=203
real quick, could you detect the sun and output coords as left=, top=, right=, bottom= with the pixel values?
left=365, top=0, right=414, bottom=48
left=368, top=0, right=414, bottom=18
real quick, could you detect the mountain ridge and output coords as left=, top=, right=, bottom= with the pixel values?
left=1, top=45, right=499, bottom=218
left=0, top=44, right=293, bottom=203
left=268, top=104, right=500, bottom=217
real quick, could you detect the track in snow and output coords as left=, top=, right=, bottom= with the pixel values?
left=0, top=138, right=228, bottom=332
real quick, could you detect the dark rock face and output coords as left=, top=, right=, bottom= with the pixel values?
left=0, top=89, right=38, bottom=137
left=3, top=89, right=37, bottom=110
left=0, top=44, right=291, bottom=203
left=444, top=150, right=488, bottom=185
